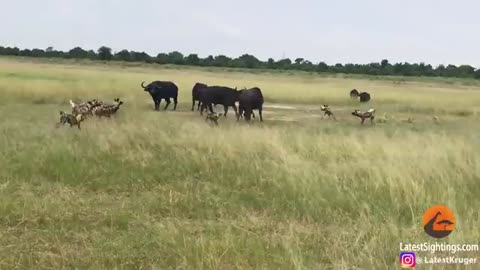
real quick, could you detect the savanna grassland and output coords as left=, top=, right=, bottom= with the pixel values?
left=0, top=57, right=479, bottom=270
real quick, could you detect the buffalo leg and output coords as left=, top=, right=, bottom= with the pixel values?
left=223, top=105, right=228, bottom=117
left=164, top=98, right=171, bottom=110
left=197, top=101, right=202, bottom=111
left=191, top=99, right=195, bottom=111
left=173, top=97, right=178, bottom=111
left=232, top=104, right=239, bottom=120
left=208, top=103, right=214, bottom=114
left=200, top=103, right=205, bottom=115
left=259, top=108, right=263, bottom=122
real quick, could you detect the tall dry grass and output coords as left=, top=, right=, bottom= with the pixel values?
left=0, top=57, right=479, bottom=269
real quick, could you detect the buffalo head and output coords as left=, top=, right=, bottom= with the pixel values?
left=243, top=111, right=253, bottom=121
left=141, top=81, right=157, bottom=93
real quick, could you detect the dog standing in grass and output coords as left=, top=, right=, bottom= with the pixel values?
left=320, top=105, right=336, bottom=120
left=92, top=98, right=124, bottom=118
left=205, top=112, right=223, bottom=126
left=70, top=99, right=103, bottom=117
left=351, top=108, right=376, bottom=125
left=56, top=111, right=85, bottom=129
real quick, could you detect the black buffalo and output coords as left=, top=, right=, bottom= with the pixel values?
left=350, top=89, right=360, bottom=98
left=191, top=82, right=207, bottom=111
left=199, top=86, right=239, bottom=119
left=238, top=87, right=264, bottom=122
left=141, top=81, right=178, bottom=111
left=359, top=92, right=371, bottom=102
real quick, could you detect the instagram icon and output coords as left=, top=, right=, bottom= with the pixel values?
left=400, top=252, right=416, bottom=268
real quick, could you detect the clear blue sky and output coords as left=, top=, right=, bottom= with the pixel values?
left=2, top=0, right=479, bottom=67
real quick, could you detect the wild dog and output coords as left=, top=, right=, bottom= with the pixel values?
left=205, top=112, right=223, bottom=126
left=320, top=105, right=336, bottom=120
left=70, top=99, right=103, bottom=117
left=92, top=98, right=124, bottom=118
left=351, top=108, right=375, bottom=125
left=376, top=112, right=390, bottom=123
left=56, top=111, right=84, bottom=129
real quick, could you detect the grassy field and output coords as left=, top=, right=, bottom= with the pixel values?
left=0, top=57, right=479, bottom=269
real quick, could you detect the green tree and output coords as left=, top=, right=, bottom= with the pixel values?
left=68, top=47, right=88, bottom=58
left=156, top=53, right=169, bottom=64
left=381, top=59, right=389, bottom=68
left=201, top=55, right=215, bottom=66
left=4, top=47, right=20, bottom=56
left=236, top=54, right=261, bottom=68
left=168, top=51, right=184, bottom=65
left=131, top=51, right=150, bottom=62
left=435, top=65, right=446, bottom=76
left=86, top=50, right=97, bottom=59
left=474, top=69, right=480, bottom=79
left=213, top=55, right=232, bottom=67
left=185, top=54, right=200, bottom=65
left=267, top=58, right=275, bottom=68
left=317, top=62, right=328, bottom=72
left=31, top=48, right=45, bottom=57
left=97, top=46, right=113, bottom=60
left=114, top=50, right=131, bottom=61
left=295, top=58, right=304, bottom=65
left=276, top=58, right=292, bottom=69
left=444, top=65, right=458, bottom=77
left=299, top=60, right=314, bottom=71
left=457, top=65, right=475, bottom=77
left=20, top=49, right=32, bottom=56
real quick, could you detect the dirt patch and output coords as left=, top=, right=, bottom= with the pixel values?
left=264, top=104, right=297, bottom=110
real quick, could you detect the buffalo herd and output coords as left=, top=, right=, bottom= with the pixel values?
left=140, top=80, right=373, bottom=124
left=142, top=81, right=264, bottom=122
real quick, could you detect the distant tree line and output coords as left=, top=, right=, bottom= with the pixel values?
left=1, top=45, right=480, bottom=79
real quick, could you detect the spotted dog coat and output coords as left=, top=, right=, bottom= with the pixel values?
left=70, top=99, right=103, bottom=117
left=56, top=111, right=84, bottom=129
left=351, top=108, right=375, bottom=125
left=205, top=112, right=222, bottom=125
left=320, top=105, right=336, bottom=120
left=92, top=98, right=124, bottom=118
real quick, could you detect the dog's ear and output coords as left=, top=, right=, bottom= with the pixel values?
left=59, top=111, right=64, bottom=115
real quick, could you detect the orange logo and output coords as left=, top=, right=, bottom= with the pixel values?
left=422, top=205, right=455, bottom=238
